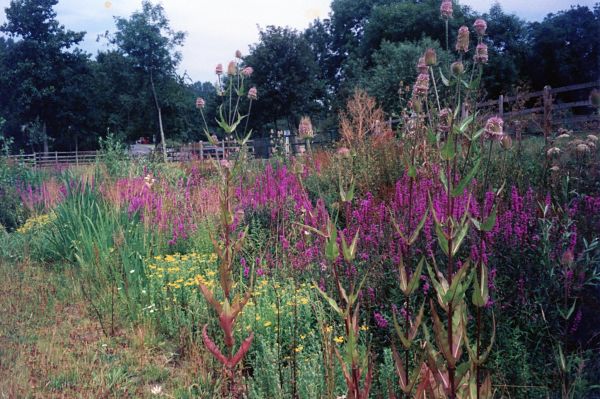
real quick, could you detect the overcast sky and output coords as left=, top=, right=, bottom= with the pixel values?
left=1, top=0, right=597, bottom=82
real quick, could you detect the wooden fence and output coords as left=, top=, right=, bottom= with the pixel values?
left=476, top=80, right=600, bottom=130
left=5, top=141, right=255, bottom=167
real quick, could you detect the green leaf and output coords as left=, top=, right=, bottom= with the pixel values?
left=443, top=260, right=472, bottom=305
left=325, top=226, right=339, bottom=262
left=314, top=284, right=343, bottom=316
left=472, top=264, right=489, bottom=307
left=451, top=158, right=481, bottom=197
left=435, top=222, right=449, bottom=256
left=408, top=210, right=429, bottom=246
left=481, top=208, right=497, bottom=232
left=457, top=114, right=476, bottom=133
left=439, top=168, right=449, bottom=193
left=440, top=132, right=456, bottom=161
left=406, top=257, right=425, bottom=295
left=452, top=221, right=470, bottom=256
left=341, top=229, right=360, bottom=262
left=439, top=68, right=450, bottom=87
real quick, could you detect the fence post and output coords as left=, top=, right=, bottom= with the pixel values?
left=543, top=85, right=552, bottom=145
left=498, top=95, right=504, bottom=117
left=55, top=151, right=58, bottom=166
left=199, top=141, right=204, bottom=161
left=222, top=140, right=225, bottom=160
left=75, top=149, right=79, bottom=166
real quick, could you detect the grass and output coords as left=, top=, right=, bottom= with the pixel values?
left=0, top=258, right=214, bottom=398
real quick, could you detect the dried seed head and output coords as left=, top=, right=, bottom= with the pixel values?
left=425, top=48, right=437, bottom=66
left=474, top=43, right=488, bottom=64
left=576, top=143, right=590, bottom=154
left=547, top=147, right=561, bottom=156
left=451, top=61, right=465, bottom=76
left=557, top=134, right=570, bottom=139
left=587, top=134, right=598, bottom=142
left=227, top=61, right=237, bottom=76
left=473, top=19, right=487, bottom=36
left=549, top=165, right=560, bottom=173
left=501, top=134, right=513, bottom=149
left=195, top=97, right=205, bottom=109
left=455, top=26, right=470, bottom=53
left=235, top=49, right=242, bottom=58
left=215, top=63, right=223, bottom=75
left=440, top=0, right=453, bottom=19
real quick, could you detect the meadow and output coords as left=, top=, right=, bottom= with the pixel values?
left=2, top=16, right=600, bottom=399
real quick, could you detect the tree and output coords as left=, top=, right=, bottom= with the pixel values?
left=113, top=1, right=185, bottom=160
left=528, top=5, right=600, bottom=89
left=1, top=0, right=87, bottom=152
left=245, top=26, right=323, bottom=133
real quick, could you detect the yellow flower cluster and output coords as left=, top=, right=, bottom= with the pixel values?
left=146, top=252, right=218, bottom=290
left=17, top=213, right=55, bottom=234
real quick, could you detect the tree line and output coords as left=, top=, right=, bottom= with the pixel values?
left=0, top=0, right=598, bottom=152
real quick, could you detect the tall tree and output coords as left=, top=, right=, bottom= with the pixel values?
left=245, top=26, right=323, bottom=133
left=113, top=1, right=185, bottom=160
left=528, top=5, right=600, bottom=89
left=1, top=0, right=87, bottom=152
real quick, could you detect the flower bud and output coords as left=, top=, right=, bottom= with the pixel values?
left=195, top=97, right=205, bottom=109
left=424, top=48, right=437, bottom=66
left=248, top=87, right=257, bottom=100
left=227, top=61, right=237, bottom=76
left=298, top=116, right=314, bottom=139
left=455, top=26, right=470, bottom=53
left=215, top=63, right=223, bottom=75
left=241, top=66, right=254, bottom=77
left=440, top=0, right=453, bottom=19
left=235, top=49, right=242, bottom=58
left=484, top=116, right=504, bottom=140
left=501, top=134, right=513, bottom=149
left=474, top=43, right=488, bottom=64
left=473, top=19, right=487, bottom=36
left=451, top=61, right=464, bottom=76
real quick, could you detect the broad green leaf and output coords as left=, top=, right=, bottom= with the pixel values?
left=440, top=132, right=456, bottom=161
left=452, top=221, right=470, bottom=256
left=481, top=208, right=497, bottom=231
left=408, top=210, right=429, bottom=246
left=406, top=257, right=425, bottom=295
left=451, top=158, right=481, bottom=197
left=435, top=222, right=449, bottom=256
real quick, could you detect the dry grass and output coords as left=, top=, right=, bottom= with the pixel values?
left=0, top=259, right=212, bottom=399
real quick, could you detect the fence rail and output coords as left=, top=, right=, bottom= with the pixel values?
left=4, top=141, right=257, bottom=167
left=477, top=80, right=600, bottom=130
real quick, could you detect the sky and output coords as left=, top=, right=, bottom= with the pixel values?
left=0, top=0, right=597, bottom=82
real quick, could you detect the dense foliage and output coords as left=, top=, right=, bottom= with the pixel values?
left=0, top=0, right=599, bottom=151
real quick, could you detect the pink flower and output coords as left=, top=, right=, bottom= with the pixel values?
left=484, top=116, right=504, bottom=140
left=248, top=86, right=257, bottom=100
left=413, top=73, right=430, bottom=97
left=241, top=66, right=254, bottom=77
left=298, top=116, right=314, bottom=139
left=440, top=0, right=453, bottom=19
left=215, top=63, right=223, bottom=75
left=337, top=147, right=351, bottom=157
left=474, top=43, right=488, bottom=64
left=195, top=97, right=205, bottom=109
left=456, top=26, right=470, bottom=53
left=417, top=57, right=428, bottom=74
left=474, top=19, right=487, bottom=36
